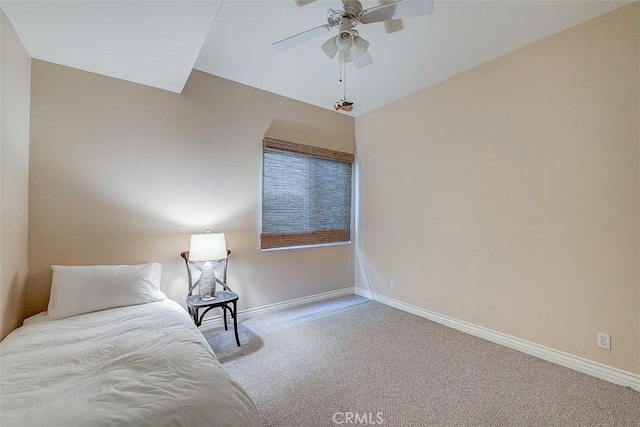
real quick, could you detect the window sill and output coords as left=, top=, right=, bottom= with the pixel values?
left=261, top=241, right=352, bottom=252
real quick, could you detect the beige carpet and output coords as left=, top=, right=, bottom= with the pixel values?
left=203, top=296, right=640, bottom=427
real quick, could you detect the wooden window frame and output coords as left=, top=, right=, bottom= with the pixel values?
left=261, top=137, right=354, bottom=250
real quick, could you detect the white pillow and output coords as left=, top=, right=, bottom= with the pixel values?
left=48, top=263, right=167, bottom=320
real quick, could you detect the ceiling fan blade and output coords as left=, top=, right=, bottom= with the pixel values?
left=323, top=0, right=345, bottom=8
left=273, top=24, right=333, bottom=51
left=384, top=19, right=404, bottom=33
left=359, top=0, right=433, bottom=24
left=295, top=0, right=342, bottom=7
left=379, top=0, right=405, bottom=33
left=353, top=50, right=373, bottom=69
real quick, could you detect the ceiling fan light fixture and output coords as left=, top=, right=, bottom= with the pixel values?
left=338, top=49, right=353, bottom=63
left=336, top=32, right=353, bottom=51
left=352, top=35, right=369, bottom=57
left=321, top=36, right=339, bottom=59
left=353, top=49, right=373, bottom=69
left=336, top=17, right=354, bottom=51
left=275, top=0, right=434, bottom=71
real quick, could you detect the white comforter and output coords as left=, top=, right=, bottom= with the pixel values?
left=0, top=300, right=260, bottom=427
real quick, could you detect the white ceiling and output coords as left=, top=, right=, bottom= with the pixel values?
left=2, top=0, right=631, bottom=116
left=1, top=0, right=223, bottom=93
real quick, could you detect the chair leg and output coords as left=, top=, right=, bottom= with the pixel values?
left=232, top=301, right=240, bottom=347
left=195, top=309, right=202, bottom=327
left=223, top=306, right=229, bottom=331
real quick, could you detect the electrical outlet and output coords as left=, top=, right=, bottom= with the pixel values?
left=597, top=333, right=611, bottom=350
left=389, top=280, right=395, bottom=289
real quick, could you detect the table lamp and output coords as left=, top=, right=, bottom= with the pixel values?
left=189, top=231, right=227, bottom=300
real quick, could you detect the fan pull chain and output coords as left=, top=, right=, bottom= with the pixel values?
left=334, top=50, right=353, bottom=112
left=343, top=62, right=347, bottom=102
left=338, top=50, right=346, bottom=102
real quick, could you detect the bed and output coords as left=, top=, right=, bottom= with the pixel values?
left=0, top=264, right=260, bottom=427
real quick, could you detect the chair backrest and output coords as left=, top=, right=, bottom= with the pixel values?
left=180, top=250, right=231, bottom=297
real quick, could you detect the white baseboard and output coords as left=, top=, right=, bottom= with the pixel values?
left=200, top=287, right=354, bottom=329
left=354, top=287, right=640, bottom=392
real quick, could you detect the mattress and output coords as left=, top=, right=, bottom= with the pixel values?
left=0, top=300, right=260, bottom=426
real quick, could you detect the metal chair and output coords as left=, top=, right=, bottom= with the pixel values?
left=180, top=250, right=240, bottom=346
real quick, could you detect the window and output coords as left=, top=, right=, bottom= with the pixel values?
left=261, top=137, right=354, bottom=250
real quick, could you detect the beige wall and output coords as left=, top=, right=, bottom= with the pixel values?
left=355, top=3, right=639, bottom=374
left=28, top=63, right=354, bottom=316
left=0, top=11, right=31, bottom=340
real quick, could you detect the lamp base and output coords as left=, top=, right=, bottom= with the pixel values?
left=198, top=261, right=217, bottom=300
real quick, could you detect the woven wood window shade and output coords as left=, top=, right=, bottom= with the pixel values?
left=261, top=137, right=354, bottom=250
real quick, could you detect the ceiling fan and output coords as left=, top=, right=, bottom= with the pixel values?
left=273, top=0, right=434, bottom=69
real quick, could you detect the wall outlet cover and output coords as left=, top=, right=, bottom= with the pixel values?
left=597, top=332, right=611, bottom=350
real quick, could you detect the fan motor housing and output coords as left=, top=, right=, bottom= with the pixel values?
left=342, top=0, right=363, bottom=19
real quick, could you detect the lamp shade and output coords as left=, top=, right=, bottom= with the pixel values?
left=189, top=232, right=227, bottom=261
